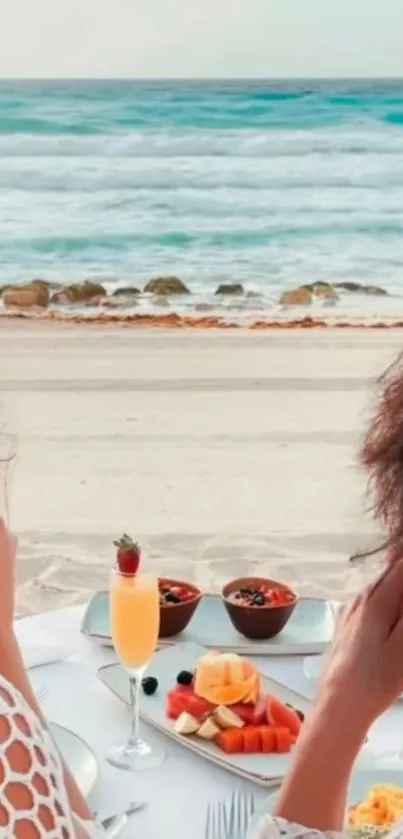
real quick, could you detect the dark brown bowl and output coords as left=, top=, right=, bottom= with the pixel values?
left=159, top=578, right=202, bottom=638
left=222, top=576, right=297, bottom=640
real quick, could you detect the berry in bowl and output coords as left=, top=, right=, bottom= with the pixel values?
left=222, top=576, right=297, bottom=640
left=159, top=578, right=202, bottom=639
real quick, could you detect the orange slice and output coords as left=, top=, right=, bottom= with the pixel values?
left=242, top=674, right=260, bottom=705
left=194, top=653, right=261, bottom=706
left=202, top=681, right=252, bottom=706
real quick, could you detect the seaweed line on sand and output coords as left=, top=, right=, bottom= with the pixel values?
left=2, top=309, right=403, bottom=330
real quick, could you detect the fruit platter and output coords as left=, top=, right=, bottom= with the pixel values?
left=167, top=651, right=303, bottom=756
left=83, top=536, right=336, bottom=655
left=98, top=641, right=310, bottom=785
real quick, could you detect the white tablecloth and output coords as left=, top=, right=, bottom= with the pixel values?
left=15, top=605, right=403, bottom=839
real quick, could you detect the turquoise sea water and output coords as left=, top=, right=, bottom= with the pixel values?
left=2, top=79, right=403, bottom=310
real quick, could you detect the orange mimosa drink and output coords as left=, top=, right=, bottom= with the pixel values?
left=107, top=535, right=165, bottom=772
left=111, top=572, right=160, bottom=671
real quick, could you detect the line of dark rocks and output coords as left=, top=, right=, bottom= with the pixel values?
left=0, top=276, right=389, bottom=313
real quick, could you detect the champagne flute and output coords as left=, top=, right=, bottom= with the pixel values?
left=107, top=564, right=165, bottom=771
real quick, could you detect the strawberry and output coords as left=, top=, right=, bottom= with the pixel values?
left=114, top=534, right=141, bottom=576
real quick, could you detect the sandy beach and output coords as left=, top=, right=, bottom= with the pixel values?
left=2, top=320, right=399, bottom=617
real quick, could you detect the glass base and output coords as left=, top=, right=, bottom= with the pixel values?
left=107, top=737, right=165, bottom=772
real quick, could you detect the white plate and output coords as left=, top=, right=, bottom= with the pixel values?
left=98, top=641, right=310, bottom=787
left=50, top=722, right=99, bottom=798
left=247, top=766, right=403, bottom=835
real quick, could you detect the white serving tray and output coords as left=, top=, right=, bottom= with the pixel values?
left=84, top=592, right=336, bottom=656
left=98, top=641, right=311, bottom=787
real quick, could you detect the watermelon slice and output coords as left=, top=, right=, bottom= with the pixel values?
left=166, top=685, right=213, bottom=721
left=266, top=696, right=301, bottom=737
left=230, top=699, right=266, bottom=727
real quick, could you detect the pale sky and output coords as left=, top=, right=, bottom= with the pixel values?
left=0, top=0, right=402, bottom=79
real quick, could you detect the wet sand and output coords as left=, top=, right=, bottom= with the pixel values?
left=1, top=320, right=396, bottom=616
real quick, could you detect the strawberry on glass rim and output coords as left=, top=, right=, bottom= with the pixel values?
left=114, top=534, right=141, bottom=576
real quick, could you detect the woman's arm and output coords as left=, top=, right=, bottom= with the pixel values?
left=0, top=626, right=93, bottom=825
left=274, top=688, right=369, bottom=831
left=267, top=556, right=403, bottom=834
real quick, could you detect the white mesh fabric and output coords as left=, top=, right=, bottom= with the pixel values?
left=0, top=674, right=103, bottom=838
left=250, top=815, right=346, bottom=839
left=74, top=817, right=105, bottom=838
left=249, top=815, right=386, bottom=839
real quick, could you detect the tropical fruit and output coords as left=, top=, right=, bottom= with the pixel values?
left=266, top=696, right=302, bottom=738
left=194, top=652, right=260, bottom=707
left=216, top=728, right=244, bottom=754
left=242, top=726, right=261, bottom=754
left=242, top=679, right=260, bottom=705
left=258, top=726, right=276, bottom=754
left=230, top=700, right=266, bottom=727
left=215, top=724, right=294, bottom=755
left=202, top=682, right=253, bottom=706
left=274, top=726, right=294, bottom=753
left=166, top=685, right=213, bottom=721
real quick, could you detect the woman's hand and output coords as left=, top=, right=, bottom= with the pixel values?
left=321, top=557, right=403, bottom=727
left=274, top=559, right=403, bottom=831
left=0, top=519, right=17, bottom=631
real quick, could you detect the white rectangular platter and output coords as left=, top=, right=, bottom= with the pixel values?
left=98, top=641, right=310, bottom=786
left=85, top=592, right=336, bottom=655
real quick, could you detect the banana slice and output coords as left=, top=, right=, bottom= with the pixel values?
left=174, top=712, right=200, bottom=736
left=197, top=718, right=221, bottom=741
left=213, top=705, right=244, bottom=730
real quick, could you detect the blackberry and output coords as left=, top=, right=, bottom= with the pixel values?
left=176, top=670, right=194, bottom=686
left=165, top=592, right=181, bottom=604
left=253, top=594, right=266, bottom=606
left=142, top=677, right=158, bottom=696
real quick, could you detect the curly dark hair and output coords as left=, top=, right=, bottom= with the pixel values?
left=350, top=351, right=403, bottom=564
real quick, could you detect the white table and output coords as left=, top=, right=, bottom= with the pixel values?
left=15, top=605, right=403, bottom=839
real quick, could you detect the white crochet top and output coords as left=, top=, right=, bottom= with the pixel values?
left=0, top=674, right=105, bottom=837
left=250, top=813, right=393, bottom=839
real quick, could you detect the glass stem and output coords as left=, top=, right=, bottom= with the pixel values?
left=129, top=674, right=142, bottom=745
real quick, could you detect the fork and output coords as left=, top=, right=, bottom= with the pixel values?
left=205, top=789, right=256, bottom=839
left=35, top=685, right=50, bottom=704
left=99, top=801, right=148, bottom=837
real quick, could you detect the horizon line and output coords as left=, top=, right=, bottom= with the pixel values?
left=0, top=75, right=403, bottom=82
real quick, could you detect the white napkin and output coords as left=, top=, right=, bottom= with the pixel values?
left=15, top=627, right=74, bottom=670
left=22, top=643, right=74, bottom=670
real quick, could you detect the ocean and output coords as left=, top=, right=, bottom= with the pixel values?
left=2, top=78, right=403, bottom=316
